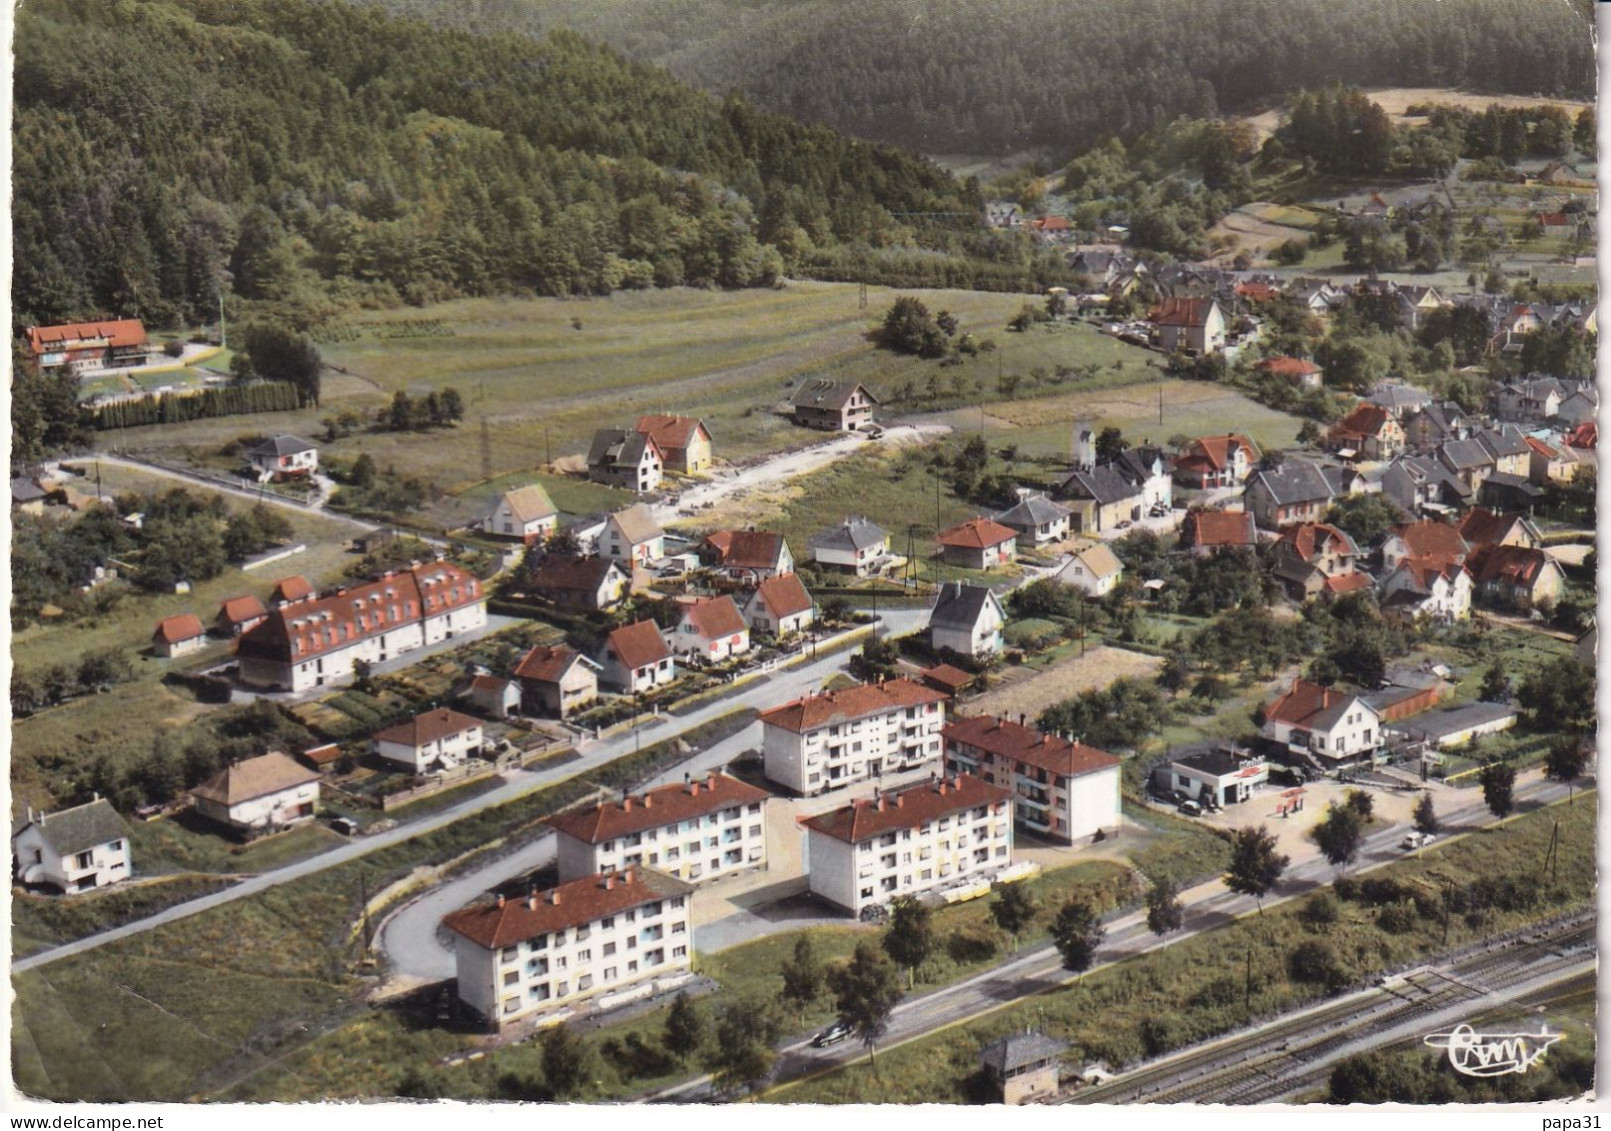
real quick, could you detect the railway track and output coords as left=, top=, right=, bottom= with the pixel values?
left=1066, top=914, right=1595, bottom=1106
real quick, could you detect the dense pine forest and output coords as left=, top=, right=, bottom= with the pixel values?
left=374, top=0, right=1596, bottom=157
left=13, top=0, right=1042, bottom=333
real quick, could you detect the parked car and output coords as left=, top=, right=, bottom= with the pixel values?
left=329, top=816, right=361, bottom=836
left=1401, top=832, right=1434, bottom=850
left=1178, top=799, right=1202, bottom=817
left=812, top=1021, right=853, bottom=1048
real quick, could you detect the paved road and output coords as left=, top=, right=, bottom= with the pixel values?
left=641, top=773, right=1576, bottom=1102
left=89, top=454, right=370, bottom=530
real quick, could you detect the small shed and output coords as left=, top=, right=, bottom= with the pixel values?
left=979, top=1029, right=1068, bottom=1105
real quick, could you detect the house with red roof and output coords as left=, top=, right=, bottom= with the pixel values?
left=596, top=619, right=675, bottom=694
left=1456, top=508, right=1542, bottom=553
left=760, top=678, right=947, bottom=795
left=1235, top=281, right=1281, bottom=305
left=441, top=867, right=694, bottom=1030
left=214, top=595, right=268, bottom=638
left=1380, top=521, right=1469, bottom=572
left=1173, top=434, right=1261, bottom=489
left=545, top=772, right=768, bottom=883
left=635, top=415, right=713, bottom=474
left=1523, top=436, right=1580, bottom=485
left=1261, top=678, right=1383, bottom=769
left=1467, top=545, right=1565, bottom=610
left=152, top=613, right=206, bottom=658
left=1378, top=556, right=1472, bottom=623
left=943, top=714, right=1120, bottom=842
left=801, top=773, right=1014, bottom=915
left=236, top=562, right=486, bottom=692
left=1148, top=297, right=1226, bottom=354
left=1180, top=509, right=1258, bottom=556
left=937, top=517, right=1018, bottom=570
left=1270, top=523, right=1366, bottom=602
left=699, top=529, right=793, bottom=583
left=27, top=319, right=148, bottom=371
left=512, top=644, right=601, bottom=719
left=1566, top=421, right=1596, bottom=450
left=742, top=572, right=815, bottom=637
left=270, top=575, right=314, bottom=606
left=663, top=595, right=751, bottom=661
left=1256, top=356, right=1323, bottom=391
left=1327, top=404, right=1405, bottom=461
left=372, top=708, right=484, bottom=773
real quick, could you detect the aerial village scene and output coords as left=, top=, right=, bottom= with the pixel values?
left=6, top=0, right=1601, bottom=1111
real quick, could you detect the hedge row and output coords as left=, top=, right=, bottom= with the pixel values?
left=93, top=381, right=302, bottom=429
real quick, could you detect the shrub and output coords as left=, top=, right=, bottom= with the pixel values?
left=1139, top=1014, right=1185, bottom=1057
left=1332, top=876, right=1359, bottom=902
left=1288, top=939, right=1349, bottom=991
left=946, top=927, right=999, bottom=965
left=1357, top=877, right=1409, bottom=906
left=1301, top=891, right=1340, bottom=928
left=1377, top=901, right=1418, bottom=935
left=1189, top=974, right=1242, bottom=1009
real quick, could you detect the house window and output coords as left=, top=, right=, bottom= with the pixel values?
left=74, top=851, right=93, bottom=870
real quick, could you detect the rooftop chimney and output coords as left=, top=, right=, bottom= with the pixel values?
left=877, top=796, right=887, bottom=812
left=624, top=867, right=635, bottom=885
left=705, top=773, right=717, bottom=790
left=643, top=793, right=653, bottom=808
left=604, top=874, right=615, bottom=891
left=548, top=889, right=560, bottom=905
left=528, top=892, right=538, bottom=911
left=497, top=893, right=506, bottom=909
left=622, top=796, right=633, bottom=811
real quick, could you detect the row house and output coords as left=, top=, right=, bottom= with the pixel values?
left=1477, top=427, right=1532, bottom=478
left=443, top=868, right=694, bottom=1030
left=699, top=529, right=793, bottom=583
left=942, top=715, right=1121, bottom=842
left=664, top=595, right=751, bottom=662
left=1172, top=434, right=1260, bottom=489
left=936, top=517, right=1018, bottom=570
left=11, top=797, right=132, bottom=894
left=634, top=415, right=713, bottom=475
left=810, top=516, right=896, bottom=577
left=598, top=620, right=676, bottom=694
left=1261, top=679, right=1383, bottom=770
left=742, top=572, right=815, bottom=637
left=928, top=582, right=1005, bottom=660
left=1523, top=436, right=1580, bottom=485
left=190, top=752, right=321, bottom=836
left=372, top=708, right=483, bottom=773
left=802, top=774, right=1014, bottom=916
left=483, top=484, right=558, bottom=545
left=586, top=429, right=663, bottom=493
left=545, top=773, right=767, bottom=884
left=512, top=644, right=601, bottom=719
left=1403, top=402, right=1470, bottom=455
left=236, top=562, right=486, bottom=693
left=760, top=678, right=947, bottom=796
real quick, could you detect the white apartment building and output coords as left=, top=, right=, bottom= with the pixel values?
left=443, top=867, right=695, bottom=1029
left=942, top=714, right=1121, bottom=843
left=759, top=678, right=947, bottom=796
left=237, top=562, right=487, bottom=692
left=545, top=773, right=768, bottom=883
left=802, top=774, right=1015, bottom=916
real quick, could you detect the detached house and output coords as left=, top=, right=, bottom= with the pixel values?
left=1270, top=523, right=1368, bottom=602
left=372, top=708, right=484, bottom=773
left=1379, top=557, right=1472, bottom=623
left=1523, top=436, right=1579, bottom=485
left=760, top=678, right=947, bottom=795
left=1456, top=508, right=1542, bottom=553
left=937, top=517, right=1018, bottom=570
left=442, top=867, right=695, bottom=1030
left=928, top=582, right=1006, bottom=660
left=190, top=752, right=321, bottom=836
left=664, top=596, right=751, bottom=662
left=943, top=715, right=1121, bottom=842
left=801, top=774, right=1014, bottom=916
left=1050, top=544, right=1123, bottom=596
left=743, top=573, right=815, bottom=637
left=994, top=495, right=1072, bottom=548
left=153, top=613, right=207, bottom=658
left=545, top=773, right=768, bottom=884
left=529, top=555, right=629, bottom=612
left=1327, top=404, right=1405, bottom=461
left=1256, top=357, right=1323, bottom=391
left=12, top=797, right=132, bottom=894
left=1468, top=545, right=1565, bottom=610
left=1149, top=297, right=1226, bottom=354
left=634, top=415, right=713, bottom=475
left=1180, top=510, right=1257, bottom=556
left=1381, top=521, right=1468, bottom=571
left=484, top=484, right=559, bottom=544
left=1056, top=464, right=1143, bottom=534
left=215, top=596, right=268, bottom=638
left=600, top=504, right=665, bottom=567
left=791, top=379, right=879, bottom=432
left=1173, top=434, right=1260, bottom=489
left=245, top=435, right=318, bottom=482
left=811, top=516, right=896, bottom=577
left=700, top=530, right=793, bottom=583
left=513, top=644, right=601, bottom=719
left=1261, top=679, right=1383, bottom=770
left=1245, top=460, right=1351, bottom=530
left=586, top=429, right=663, bottom=493
left=1366, top=385, right=1433, bottom=418
left=598, top=620, right=676, bottom=694
left=27, top=318, right=148, bottom=371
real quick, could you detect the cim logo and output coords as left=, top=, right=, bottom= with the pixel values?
left=1423, top=1024, right=1563, bottom=1077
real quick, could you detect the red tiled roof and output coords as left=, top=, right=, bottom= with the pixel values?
left=943, top=715, right=1120, bottom=779
left=1322, top=572, right=1372, bottom=594
left=1456, top=508, right=1520, bottom=550
left=1396, top=554, right=1468, bottom=590
left=1389, top=521, right=1467, bottom=563
left=1182, top=510, right=1256, bottom=549
left=920, top=664, right=975, bottom=694
left=937, top=517, right=1017, bottom=550
left=468, top=675, right=509, bottom=695
left=545, top=772, right=768, bottom=845
left=1330, top=404, right=1393, bottom=441
left=702, top=529, right=787, bottom=570
left=759, top=678, right=946, bottom=734
left=802, top=773, right=1011, bottom=844
left=751, top=572, right=813, bottom=618
left=153, top=613, right=205, bottom=644
left=271, top=575, right=314, bottom=603
left=1469, top=545, right=1554, bottom=588
left=238, top=563, right=482, bottom=664
left=218, top=595, right=267, bottom=625
left=27, top=319, right=147, bottom=355
left=1236, top=282, right=1280, bottom=303
left=604, top=619, right=671, bottom=670
left=1522, top=436, right=1565, bottom=460
left=1263, top=678, right=1367, bottom=729
left=1178, top=434, right=1257, bottom=473
left=1566, top=421, right=1596, bottom=449
left=442, top=867, right=694, bottom=950
left=1277, top=523, right=1352, bottom=563
left=1031, top=216, right=1073, bottom=231
left=1539, top=212, right=1569, bottom=227
left=680, top=595, right=747, bottom=640
left=635, top=414, right=708, bottom=452
left=530, top=555, right=622, bottom=593
left=299, top=743, right=343, bottom=766
left=373, top=707, right=482, bottom=748
left=1257, top=356, right=1321, bottom=379
left=1149, top=297, right=1217, bottom=328
left=513, top=644, right=586, bottom=684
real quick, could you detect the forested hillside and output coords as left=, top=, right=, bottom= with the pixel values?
left=12, top=0, right=1007, bottom=332
left=373, top=0, right=1596, bottom=157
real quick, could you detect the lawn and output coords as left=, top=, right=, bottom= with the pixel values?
left=11, top=874, right=241, bottom=958
left=769, top=792, right=1596, bottom=1104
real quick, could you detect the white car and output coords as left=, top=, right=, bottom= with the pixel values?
left=1401, top=832, right=1434, bottom=850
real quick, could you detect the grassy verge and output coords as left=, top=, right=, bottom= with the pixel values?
left=10, top=875, right=241, bottom=958
left=1120, top=801, right=1233, bottom=888
left=767, top=791, right=1595, bottom=1104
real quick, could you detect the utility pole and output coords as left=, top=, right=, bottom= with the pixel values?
left=1158, top=381, right=1164, bottom=427
left=933, top=466, right=941, bottom=535
left=1542, top=820, right=1559, bottom=882
left=1244, top=947, right=1252, bottom=1013
left=480, top=417, right=492, bottom=483
left=544, top=426, right=552, bottom=470
left=359, top=868, right=373, bottom=951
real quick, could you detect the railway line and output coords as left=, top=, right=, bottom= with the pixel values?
left=1065, top=913, right=1595, bottom=1106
